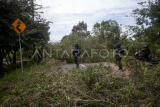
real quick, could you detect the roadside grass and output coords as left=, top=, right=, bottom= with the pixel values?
left=0, top=58, right=64, bottom=106
left=0, top=58, right=160, bottom=106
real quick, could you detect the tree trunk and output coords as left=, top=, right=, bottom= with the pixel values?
left=8, top=53, right=12, bottom=64
left=13, top=50, right=16, bottom=64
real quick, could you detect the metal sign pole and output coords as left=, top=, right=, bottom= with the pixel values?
left=12, top=19, right=26, bottom=74
left=19, top=34, right=23, bottom=74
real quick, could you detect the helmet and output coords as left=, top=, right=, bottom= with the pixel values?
left=75, top=44, right=79, bottom=48
left=116, top=43, right=121, bottom=48
left=144, top=45, right=148, bottom=48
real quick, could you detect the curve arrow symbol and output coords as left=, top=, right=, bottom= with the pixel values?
left=16, top=21, right=21, bottom=33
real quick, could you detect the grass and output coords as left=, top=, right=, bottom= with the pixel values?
left=0, top=58, right=63, bottom=105
left=0, top=58, right=160, bottom=106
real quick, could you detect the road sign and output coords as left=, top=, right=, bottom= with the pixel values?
left=12, top=19, right=26, bottom=34
left=12, top=19, right=26, bottom=74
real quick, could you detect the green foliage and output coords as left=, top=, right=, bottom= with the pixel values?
left=71, top=21, right=90, bottom=38
left=56, top=20, right=126, bottom=63
left=155, top=50, right=160, bottom=58
left=89, top=56, right=101, bottom=63
left=23, top=59, right=37, bottom=67
left=63, top=56, right=74, bottom=63
left=128, top=45, right=136, bottom=56
left=92, top=20, right=121, bottom=47
left=1, top=59, right=37, bottom=77
left=71, top=64, right=125, bottom=91
left=1, top=58, right=160, bottom=106
left=0, top=0, right=51, bottom=73
left=120, top=33, right=133, bottom=50
left=131, top=0, right=160, bottom=43
left=121, top=57, right=127, bottom=66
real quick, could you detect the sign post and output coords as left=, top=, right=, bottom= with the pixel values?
left=12, top=19, right=26, bottom=74
left=19, top=34, right=23, bottom=74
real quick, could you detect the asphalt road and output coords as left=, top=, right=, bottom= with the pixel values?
left=60, top=62, right=130, bottom=78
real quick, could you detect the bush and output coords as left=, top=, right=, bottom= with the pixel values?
left=128, top=46, right=136, bottom=56
left=155, top=50, right=160, bottom=58
left=1, top=59, right=37, bottom=78
left=1, top=58, right=160, bottom=106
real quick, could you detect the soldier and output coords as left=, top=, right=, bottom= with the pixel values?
left=115, top=43, right=124, bottom=71
left=71, top=44, right=81, bottom=68
left=142, top=45, right=150, bottom=61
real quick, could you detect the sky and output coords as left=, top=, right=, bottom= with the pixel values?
left=35, top=0, right=145, bottom=42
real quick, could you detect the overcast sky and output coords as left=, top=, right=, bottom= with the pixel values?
left=35, top=0, right=145, bottom=42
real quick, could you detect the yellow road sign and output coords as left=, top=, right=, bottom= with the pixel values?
left=12, top=19, right=26, bottom=34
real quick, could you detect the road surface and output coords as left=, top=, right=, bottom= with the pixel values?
left=54, top=62, right=130, bottom=78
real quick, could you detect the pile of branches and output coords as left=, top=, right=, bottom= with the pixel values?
left=2, top=59, right=160, bottom=106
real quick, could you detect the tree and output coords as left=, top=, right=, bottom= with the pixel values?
left=61, top=35, right=69, bottom=43
left=92, top=20, right=121, bottom=48
left=92, top=22, right=101, bottom=36
left=131, top=0, right=160, bottom=43
left=0, top=0, right=50, bottom=73
left=0, top=0, right=27, bottom=71
left=71, top=21, right=90, bottom=38
left=120, top=32, right=133, bottom=50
